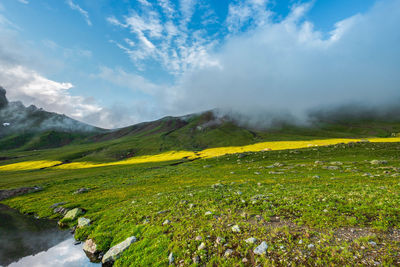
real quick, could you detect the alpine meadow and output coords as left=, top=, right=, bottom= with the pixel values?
left=1, top=0, right=400, bottom=266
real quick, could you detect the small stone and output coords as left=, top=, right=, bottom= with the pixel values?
left=50, top=202, right=67, bottom=209
left=231, top=225, right=241, bottom=233
left=163, top=219, right=171, bottom=225
left=224, top=249, right=234, bottom=257
left=168, top=252, right=174, bottom=265
left=253, top=241, right=268, bottom=255
left=216, top=236, right=225, bottom=244
left=83, top=239, right=99, bottom=262
left=74, top=188, right=89, bottom=194
left=193, top=256, right=200, bottom=264
left=298, top=240, right=303, bottom=244
left=195, top=236, right=202, bottom=241
left=370, top=160, right=388, bottom=165
left=242, top=258, right=248, bottom=263
left=77, top=217, right=91, bottom=228
left=245, top=237, right=257, bottom=244
left=308, top=244, right=315, bottom=249
left=198, top=242, right=206, bottom=250
left=205, top=211, right=213, bottom=216
left=368, top=241, right=377, bottom=246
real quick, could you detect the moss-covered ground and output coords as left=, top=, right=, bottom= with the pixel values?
left=1, top=141, right=400, bottom=266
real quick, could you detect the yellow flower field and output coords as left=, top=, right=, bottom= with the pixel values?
left=1, top=137, right=400, bottom=171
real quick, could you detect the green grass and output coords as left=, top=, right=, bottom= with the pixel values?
left=1, top=141, right=400, bottom=265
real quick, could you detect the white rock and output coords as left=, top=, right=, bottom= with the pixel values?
left=198, top=242, right=206, bottom=250
left=102, top=236, right=137, bottom=264
left=253, top=241, right=268, bottom=255
left=168, top=252, right=174, bottom=265
left=77, top=217, right=91, bottom=228
left=224, top=249, right=234, bottom=257
left=231, top=225, right=241, bottom=233
left=245, top=237, right=257, bottom=244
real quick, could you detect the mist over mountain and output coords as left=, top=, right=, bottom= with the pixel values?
left=0, top=87, right=102, bottom=137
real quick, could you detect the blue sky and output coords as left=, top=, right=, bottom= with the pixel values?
left=0, top=0, right=398, bottom=128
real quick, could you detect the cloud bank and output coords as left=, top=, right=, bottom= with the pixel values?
left=169, top=0, right=400, bottom=124
left=103, top=0, right=400, bottom=128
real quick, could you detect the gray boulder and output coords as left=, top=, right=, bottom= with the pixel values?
left=78, top=217, right=91, bottom=228
left=254, top=241, right=268, bottom=255
left=102, top=236, right=137, bottom=265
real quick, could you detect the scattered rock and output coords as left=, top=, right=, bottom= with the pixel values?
left=157, top=210, right=170, bottom=215
left=74, top=188, right=89, bottom=194
left=198, top=242, right=206, bottom=250
left=63, top=208, right=84, bottom=220
left=102, top=236, right=137, bottom=265
left=370, top=160, right=388, bottom=165
left=231, top=225, right=241, bottom=233
left=205, top=211, right=213, bottom=216
left=163, top=219, right=171, bottom=225
left=193, top=255, right=200, bottom=264
left=215, top=236, right=225, bottom=245
left=253, top=241, right=268, bottom=255
left=245, top=237, right=257, bottom=244
left=308, top=244, right=315, bottom=249
left=325, top=166, right=340, bottom=170
left=224, top=249, right=234, bottom=257
left=83, top=239, right=100, bottom=261
left=195, top=236, right=202, bottom=241
left=168, top=252, right=174, bottom=265
left=211, top=183, right=223, bottom=189
left=50, top=202, right=67, bottom=209
left=53, top=206, right=69, bottom=215
left=78, top=217, right=91, bottom=228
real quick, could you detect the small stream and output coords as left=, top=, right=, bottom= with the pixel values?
left=0, top=204, right=99, bottom=267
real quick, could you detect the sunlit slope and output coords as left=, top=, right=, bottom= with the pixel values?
left=1, top=137, right=399, bottom=171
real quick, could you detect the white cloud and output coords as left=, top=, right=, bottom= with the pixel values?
left=137, top=0, right=151, bottom=7
left=169, top=0, right=400, bottom=124
left=94, top=66, right=161, bottom=95
left=0, top=65, right=102, bottom=119
left=225, top=0, right=271, bottom=32
left=17, top=0, right=29, bottom=4
left=66, top=0, right=92, bottom=26
left=108, top=2, right=220, bottom=75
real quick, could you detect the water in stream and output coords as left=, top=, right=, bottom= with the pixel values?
left=0, top=204, right=99, bottom=267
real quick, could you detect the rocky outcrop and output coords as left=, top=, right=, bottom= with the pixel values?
left=0, top=86, right=7, bottom=109
left=102, top=236, right=137, bottom=266
left=0, top=186, right=42, bottom=201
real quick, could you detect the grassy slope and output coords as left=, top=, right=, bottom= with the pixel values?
left=1, top=142, right=400, bottom=265
left=2, top=111, right=400, bottom=165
